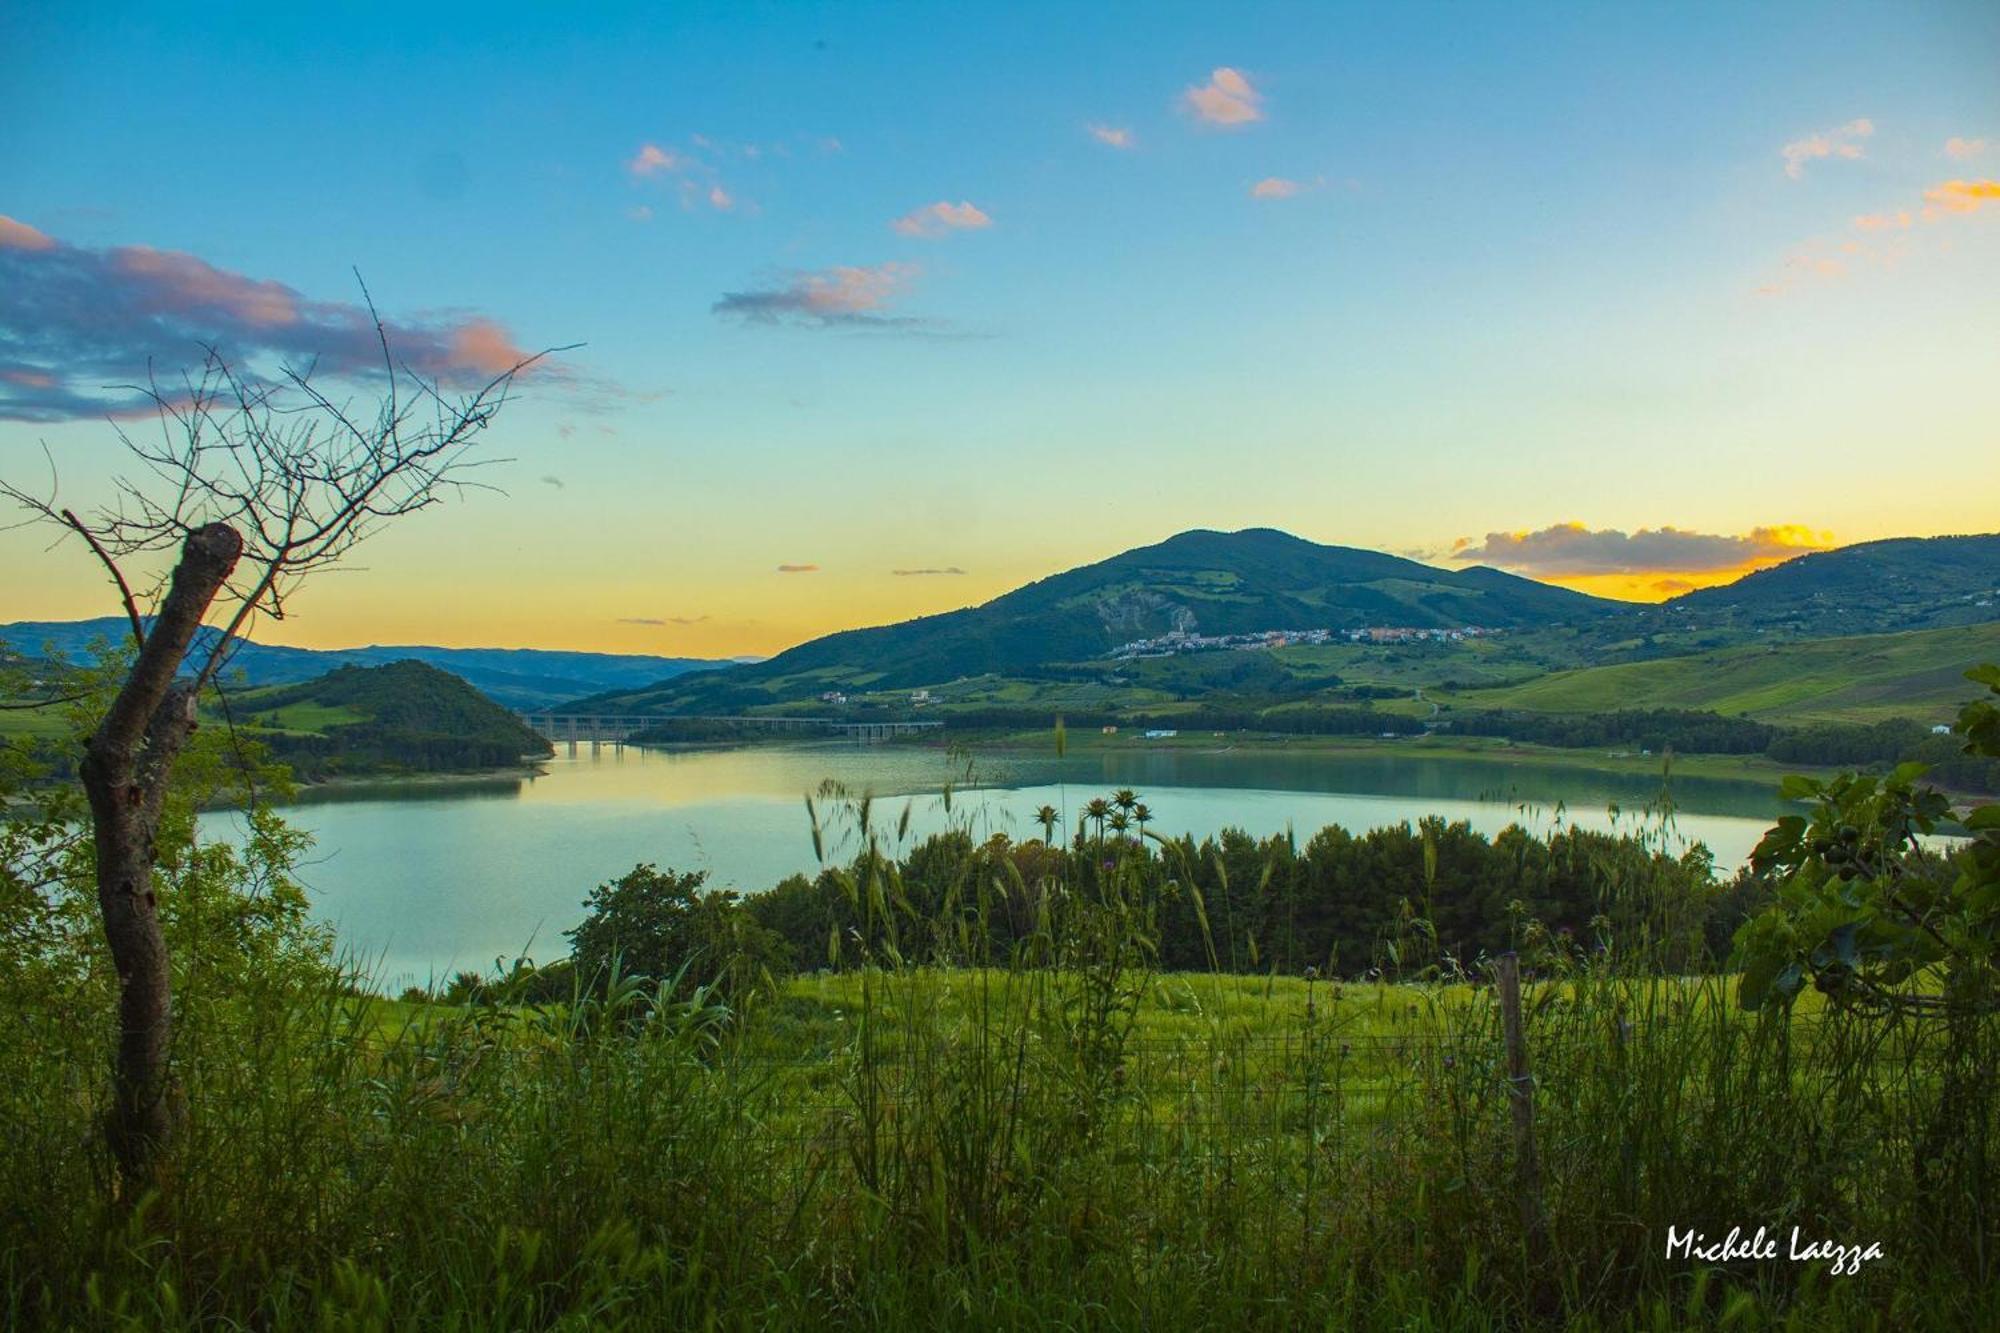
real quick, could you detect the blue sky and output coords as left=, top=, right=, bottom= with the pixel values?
left=3, top=1, right=1997, bottom=653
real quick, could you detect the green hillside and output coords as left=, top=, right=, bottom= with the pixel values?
left=1444, top=622, right=2000, bottom=725
left=583, top=528, right=1621, bottom=714
left=233, top=660, right=553, bottom=778
left=1655, top=533, right=2000, bottom=636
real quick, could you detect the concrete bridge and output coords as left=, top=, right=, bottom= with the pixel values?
left=519, top=712, right=944, bottom=748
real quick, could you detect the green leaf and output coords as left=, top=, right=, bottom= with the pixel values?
left=1963, top=804, right=2000, bottom=832
left=1778, top=775, right=1822, bottom=802
left=1738, top=950, right=1783, bottom=1010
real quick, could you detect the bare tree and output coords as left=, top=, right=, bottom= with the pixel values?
left=2, top=316, right=553, bottom=1193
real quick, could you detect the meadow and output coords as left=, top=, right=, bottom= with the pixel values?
left=1440, top=623, right=2000, bottom=726
left=5, top=669, right=1998, bottom=1330
left=4, top=812, right=1997, bottom=1330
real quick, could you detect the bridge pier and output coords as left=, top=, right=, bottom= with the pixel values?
left=520, top=712, right=944, bottom=747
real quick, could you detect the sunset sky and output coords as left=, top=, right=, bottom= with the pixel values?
left=3, top=2, right=1998, bottom=657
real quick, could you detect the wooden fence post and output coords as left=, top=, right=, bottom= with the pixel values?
left=1495, top=952, right=1547, bottom=1249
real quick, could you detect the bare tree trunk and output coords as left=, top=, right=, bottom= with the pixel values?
left=78, top=523, right=242, bottom=1192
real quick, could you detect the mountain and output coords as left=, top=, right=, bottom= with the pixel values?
left=0, top=618, right=738, bottom=709
left=231, top=660, right=554, bottom=778
left=580, top=528, right=1624, bottom=714
left=1657, top=535, right=2000, bottom=636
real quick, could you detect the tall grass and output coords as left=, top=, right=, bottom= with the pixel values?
left=3, top=782, right=1996, bottom=1329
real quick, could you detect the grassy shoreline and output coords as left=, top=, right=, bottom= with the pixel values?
left=936, top=726, right=1831, bottom=782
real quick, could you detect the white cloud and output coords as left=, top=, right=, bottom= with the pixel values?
left=1088, top=124, right=1135, bottom=149
left=1780, top=118, right=1873, bottom=180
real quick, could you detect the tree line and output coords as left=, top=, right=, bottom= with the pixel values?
left=470, top=807, right=1771, bottom=1007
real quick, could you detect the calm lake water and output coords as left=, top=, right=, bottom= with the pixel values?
left=211, top=743, right=1793, bottom=991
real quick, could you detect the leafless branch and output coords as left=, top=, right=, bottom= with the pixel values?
left=59, top=508, right=147, bottom=650
left=5, top=304, right=570, bottom=694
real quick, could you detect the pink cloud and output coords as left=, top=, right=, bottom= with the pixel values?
left=1250, top=176, right=1301, bottom=200
left=708, top=184, right=736, bottom=211
left=627, top=143, right=687, bottom=177
left=1945, top=137, right=1990, bottom=160
left=712, top=262, right=924, bottom=328
left=447, top=319, right=534, bottom=376
left=0, top=215, right=56, bottom=251
left=0, top=220, right=551, bottom=421
left=1087, top=124, right=1135, bottom=149
left=890, top=200, right=993, bottom=238
left=114, top=246, right=301, bottom=328
left=1853, top=210, right=1912, bottom=231
left=1183, top=67, right=1263, bottom=127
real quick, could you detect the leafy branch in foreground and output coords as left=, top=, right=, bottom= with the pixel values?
left=1735, top=665, right=2000, bottom=1015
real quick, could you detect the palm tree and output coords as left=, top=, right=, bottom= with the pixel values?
left=1034, top=804, right=1059, bottom=845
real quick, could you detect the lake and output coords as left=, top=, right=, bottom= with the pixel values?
left=215, top=742, right=1793, bottom=991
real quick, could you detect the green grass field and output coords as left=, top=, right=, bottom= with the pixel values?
left=1441, top=622, right=2000, bottom=725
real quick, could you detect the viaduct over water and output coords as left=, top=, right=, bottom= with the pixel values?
left=518, top=713, right=945, bottom=749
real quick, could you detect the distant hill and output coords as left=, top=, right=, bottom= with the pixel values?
left=232, top=660, right=553, bottom=778
left=1656, top=535, right=2000, bottom=636
left=581, top=528, right=1623, bottom=714
left=0, top=618, right=739, bottom=709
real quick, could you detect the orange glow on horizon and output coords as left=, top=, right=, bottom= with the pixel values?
left=1537, top=560, right=1804, bottom=602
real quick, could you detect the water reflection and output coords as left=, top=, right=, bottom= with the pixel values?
left=222, top=742, right=1790, bottom=993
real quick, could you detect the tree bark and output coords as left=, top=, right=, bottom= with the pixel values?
left=79, top=522, right=241, bottom=1192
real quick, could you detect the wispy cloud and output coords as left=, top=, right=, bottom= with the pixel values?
left=712, top=263, right=923, bottom=329
left=1761, top=174, right=2000, bottom=296
left=619, top=614, right=709, bottom=625
left=627, top=139, right=746, bottom=213
left=539, top=474, right=565, bottom=489
left=1945, top=137, right=1991, bottom=160
left=890, top=201, right=992, bottom=238
left=1087, top=124, right=1135, bottom=149
left=1780, top=118, right=1873, bottom=179
left=776, top=563, right=819, bottom=573
left=891, top=566, right=966, bottom=576
left=1451, top=522, right=1832, bottom=582
left=0, top=216, right=547, bottom=422
left=1250, top=177, right=1301, bottom=200
left=627, top=143, right=689, bottom=177
left=1182, top=68, right=1263, bottom=128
